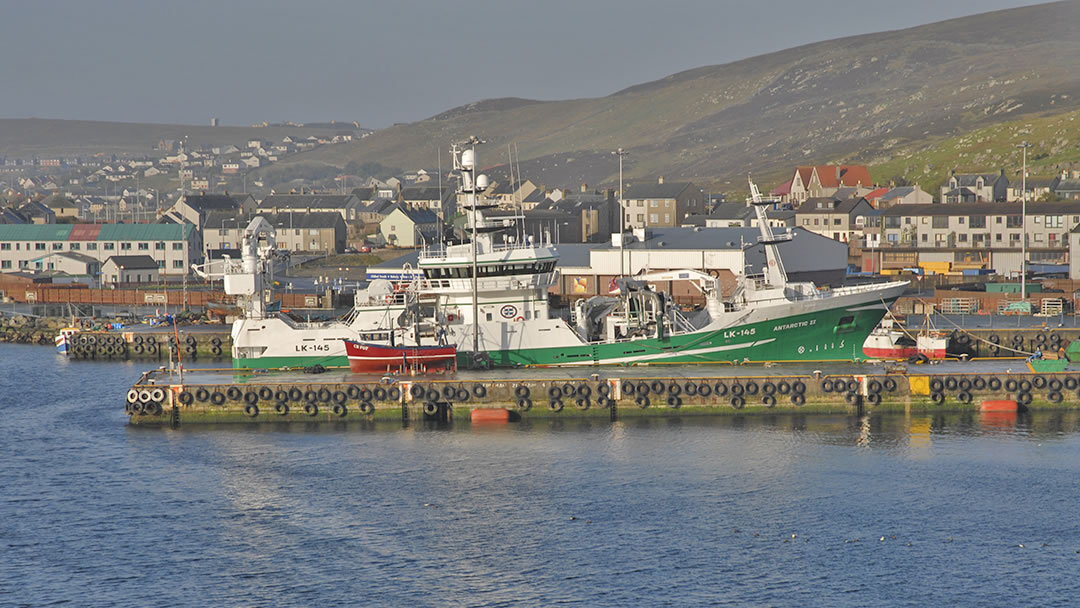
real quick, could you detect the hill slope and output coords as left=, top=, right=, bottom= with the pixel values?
left=284, top=0, right=1080, bottom=189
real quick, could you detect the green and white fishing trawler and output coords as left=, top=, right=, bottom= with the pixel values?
left=213, top=140, right=907, bottom=369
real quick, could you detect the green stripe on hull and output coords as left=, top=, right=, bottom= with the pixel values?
left=233, top=354, right=349, bottom=369
left=473, top=302, right=893, bottom=367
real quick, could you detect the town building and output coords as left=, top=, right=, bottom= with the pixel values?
left=102, top=255, right=161, bottom=284
left=207, top=212, right=346, bottom=254
left=257, top=194, right=362, bottom=223
left=940, top=170, right=1009, bottom=203
left=620, top=178, right=704, bottom=229
left=379, top=207, right=442, bottom=248
left=0, top=223, right=198, bottom=277
left=795, top=197, right=874, bottom=242
left=771, top=165, right=874, bottom=205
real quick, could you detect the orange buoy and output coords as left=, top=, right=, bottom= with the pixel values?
left=980, top=399, right=1018, bottom=413
left=470, top=408, right=511, bottom=423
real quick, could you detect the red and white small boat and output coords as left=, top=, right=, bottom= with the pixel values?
left=344, top=338, right=457, bottom=373
left=862, top=315, right=948, bottom=361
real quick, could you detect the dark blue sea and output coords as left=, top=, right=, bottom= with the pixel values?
left=3, top=342, right=1080, bottom=607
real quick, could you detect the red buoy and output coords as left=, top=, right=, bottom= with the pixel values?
left=980, top=400, right=1018, bottom=413
left=471, top=408, right=511, bottom=423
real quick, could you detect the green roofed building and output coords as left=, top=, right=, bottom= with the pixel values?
left=0, top=223, right=199, bottom=278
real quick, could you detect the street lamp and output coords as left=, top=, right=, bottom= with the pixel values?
left=613, top=148, right=629, bottom=278
left=1017, top=141, right=1032, bottom=301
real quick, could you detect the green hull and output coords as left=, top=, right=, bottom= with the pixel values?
left=235, top=300, right=893, bottom=369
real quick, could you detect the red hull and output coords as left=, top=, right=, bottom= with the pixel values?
left=344, top=339, right=456, bottom=373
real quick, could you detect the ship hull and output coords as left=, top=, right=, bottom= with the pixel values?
left=344, top=339, right=456, bottom=373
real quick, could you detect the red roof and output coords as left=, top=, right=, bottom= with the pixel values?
left=798, top=165, right=872, bottom=188
left=770, top=178, right=793, bottom=196
left=68, top=224, right=102, bottom=241
left=865, top=187, right=890, bottom=200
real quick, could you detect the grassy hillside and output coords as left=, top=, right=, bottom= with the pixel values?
left=278, top=1, right=1080, bottom=191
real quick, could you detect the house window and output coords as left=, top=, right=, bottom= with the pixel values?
left=35, top=243, right=45, bottom=250
left=390, top=225, right=396, bottom=231
left=1046, top=215, right=1063, bottom=228
left=87, top=243, right=97, bottom=250
left=138, top=243, right=149, bottom=250
left=884, top=217, right=900, bottom=228
left=833, top=218, right=841, bottom=225
left=0, top=261, right=9, bottom=269
left=0, top=243, right=9, bottom=250
left=173, top=260, right=184, bottom=269
left=172, top=243, right=183, bottom=250
left=958, top=217, right=965, bottom=224
left=121, top=243, right=132, bottom=250
left=959, top=234, right=968, bottom=242
left=803, top=219, right=810, bottom=225
left=664, top=214, right=670, bottom=223
left=932, top=216, right=948, bottom=229
left=814, top=218, right=820, bottom=225
left=155, top=242, right=165, bottom=250
left=996, top=217, right=1003, bottom=224
left=636, top=214, right=644, bottom=223
left=650, top=201, right=658, bottom=208
left=1034, top=234, right=1043, bottom=242
left=649, top=214, right=658, bottom=223
left=1006, top=215, right=1022, bottom=228
left=158, top=260, right=165, bottom=269
left=995, top=234, right=1002, bottom=242
left=70, top=243, right=80, bottom=250
left=104, top=243, right=115, bottom=250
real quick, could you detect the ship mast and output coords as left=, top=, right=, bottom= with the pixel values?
left=453, top=136, right=486, bottom=358
left=748, top=177, right=792, bottom=288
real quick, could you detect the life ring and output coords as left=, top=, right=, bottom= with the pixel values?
left=762, top=394, right=776, bottom=408
left=275, top=402, right=289, bottom=416
left=178, top=391, right=194, bottom=406
left=332, top=404, right=348, bottom=418
left=666, top=395, right=681, bottom=409
left=243, top=404, right=259, bottom=418
left=791, top=393, right=806, bottom=406
left=423, top=401, right=439, bottom=416
left=304, top=403, right=318, bottom=416
left=517, top=397, right=532, bottom=411
left=384, top=294, right=393, bottom=304
left=548, top=399, right=564, bottom=413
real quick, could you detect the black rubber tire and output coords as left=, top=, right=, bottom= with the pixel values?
left=244, top=391, right=259, bottom=405
left=1036, top=333, right=1047, bottom=345
left=576, top=397, right=590, bottom=411
left=1019, top=380, right=1033, bottom=393
left=730, top=383, right=744, bottom=396
left=359, top=401, right=374, bottom=414
left=621, top=381, right=635, bottom=396
left=210, top=391, right=225, bottom=406
left=596, top=396, right=611, bottom=409
left=443, top=385, right=457, bottom=399
left=683, top=382, right=697, bottom=396
left=243, top=404, right=259, bottom=418
left=957, top=391, right=973, bottom=404
left=972, top=377, right=987, bottom=391
left=793, top=381, right=807, bottom=395
left=425, top=389, right=439, bottom=402
left=515, top=385, right=531, bottom=399
left=777, top=381, right=791, bottom=395
left=1012, top=333, right=1024, bottom=345
left=845, top=392, right=858, bottom=404
left=517, top=398, right=532, bottom=411
left=989, top=378, right=1003, bottom=391
left=211, top=346, right=222, bottom=357
left=411, top=384, right=426, bottom=398
left=304, top=403, right=318, bottom=416
left=868, top=380, right=882, bottom=394
left=762, top=394, right=776, bottom=408
left=791, top=393, right=806, bottom=407
left=651, top=380, right=665, bottom=395
left=360, top=388, right=373, bottom=401
left=714, top=382, right=728, bottom=397
left=745, top=381, right=759, bottom=396
left=332, top=391, right=347, bottom=405
left=1048, top=390, right=1063, bottom=404
left=730, top=395, right=745, bottom=409
left=1032, top=376, right=1047, bottom=389
left=821, top=379, right=834, bottom=393
left=332, top=404, right=348, bottom=418
left=374, top=387, right=387, bottom=401
left=1067, top=377, right=1080, bottom=391
left=548, top=386, right=563, bottom=400
left=989, top=334, right=1000, bottom=344
left=195, top=388, right=210, bottom=403
left=697, top=383, right=712, bottom=397
left=178, top=391, right=194, bottom=405
left=846, top=380, right=859, bottom=393
left=1049, top=379, right=1063, bottom=391
left=134, top=344, right=145, bottom=355
left=636, top=395, right=650, bottom=409
left=667, top=383, right=681, bottom=397
left=762, top=382, right=776, bottom=396
left=867, top=393, right=881, bottom=405
left=423, top=401, right=439, bottom=416
left=275, top=402, right=289, bottom=416
left=258, top=387, right=274, bottom=401
left=226, top=386, right=242, bottom=401
left=456, top=388, right=470, bottom=402
left=636, top=383, right=651, bottom=396
left=562, top=383, right=575, bottom=398
left=597, top=382, right=610, bottom=396
left=211, top=337, right=222, bottom=347
left=883, top=378, right=897, bottom=392
left=289, top=388, right=303, bottom=402
left=388, top=387, right=401, bottom=401
left=346, top=385, right=362, bottom=399
left=548, top=400, right=564, bottom=413
left=930, top=392, right=945, bottom=405
left=317, top=388, right=332, bottom=403
left=1017, top=391, right=1033, bottom=406
left=576, top=384, right=591, bottom=398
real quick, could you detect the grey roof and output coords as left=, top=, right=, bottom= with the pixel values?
left=943, top=187, right=978, bottom=197
left=400, top=186, right=449, bottom=201
left=952, top=173, right=999, bottom=187
left=104, top=255, right=159, bottom=270
left=622, top=180, right=697, bottom=200
left=30, top=251, right=99, bottom=265
left=881, top=202, right=1080, bottom=216
left=181, top=194, right=246, bottom=212
left=707, top=203, right=755, bottom=220
left=401, top=208, right=440, bottom=224
left=797, top=197, right=869, bottom=214
left=350, top=186, right=376, bottom=199
left=880, top=186, right=915, bottom=201
left=259, top=194, right=356, bottom=209
left=1056, top=179, right=1080, bottom=192
left=257, top=212, right=343, bottom=230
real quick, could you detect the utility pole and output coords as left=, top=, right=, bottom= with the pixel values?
left=1017, top=141, right=1032, bottom=301
left=614, top=148, right=629, bottom=278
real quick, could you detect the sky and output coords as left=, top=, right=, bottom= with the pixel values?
left=0, top=0, right=1051, bottom=129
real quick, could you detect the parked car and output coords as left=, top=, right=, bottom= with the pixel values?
left=358, top=245, right=371, bottom=253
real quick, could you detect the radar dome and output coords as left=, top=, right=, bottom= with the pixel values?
left=476, top=174, right=490, bottom=190
left=460, top=149, right=475, bottom=169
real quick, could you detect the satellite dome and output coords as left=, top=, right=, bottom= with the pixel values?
left=460, top=149, right=475, bottom=169
left=476, top=174, right=490, bottom=190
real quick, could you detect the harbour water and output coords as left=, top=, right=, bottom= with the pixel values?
left=3, top=342, right=1080, bottom=607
